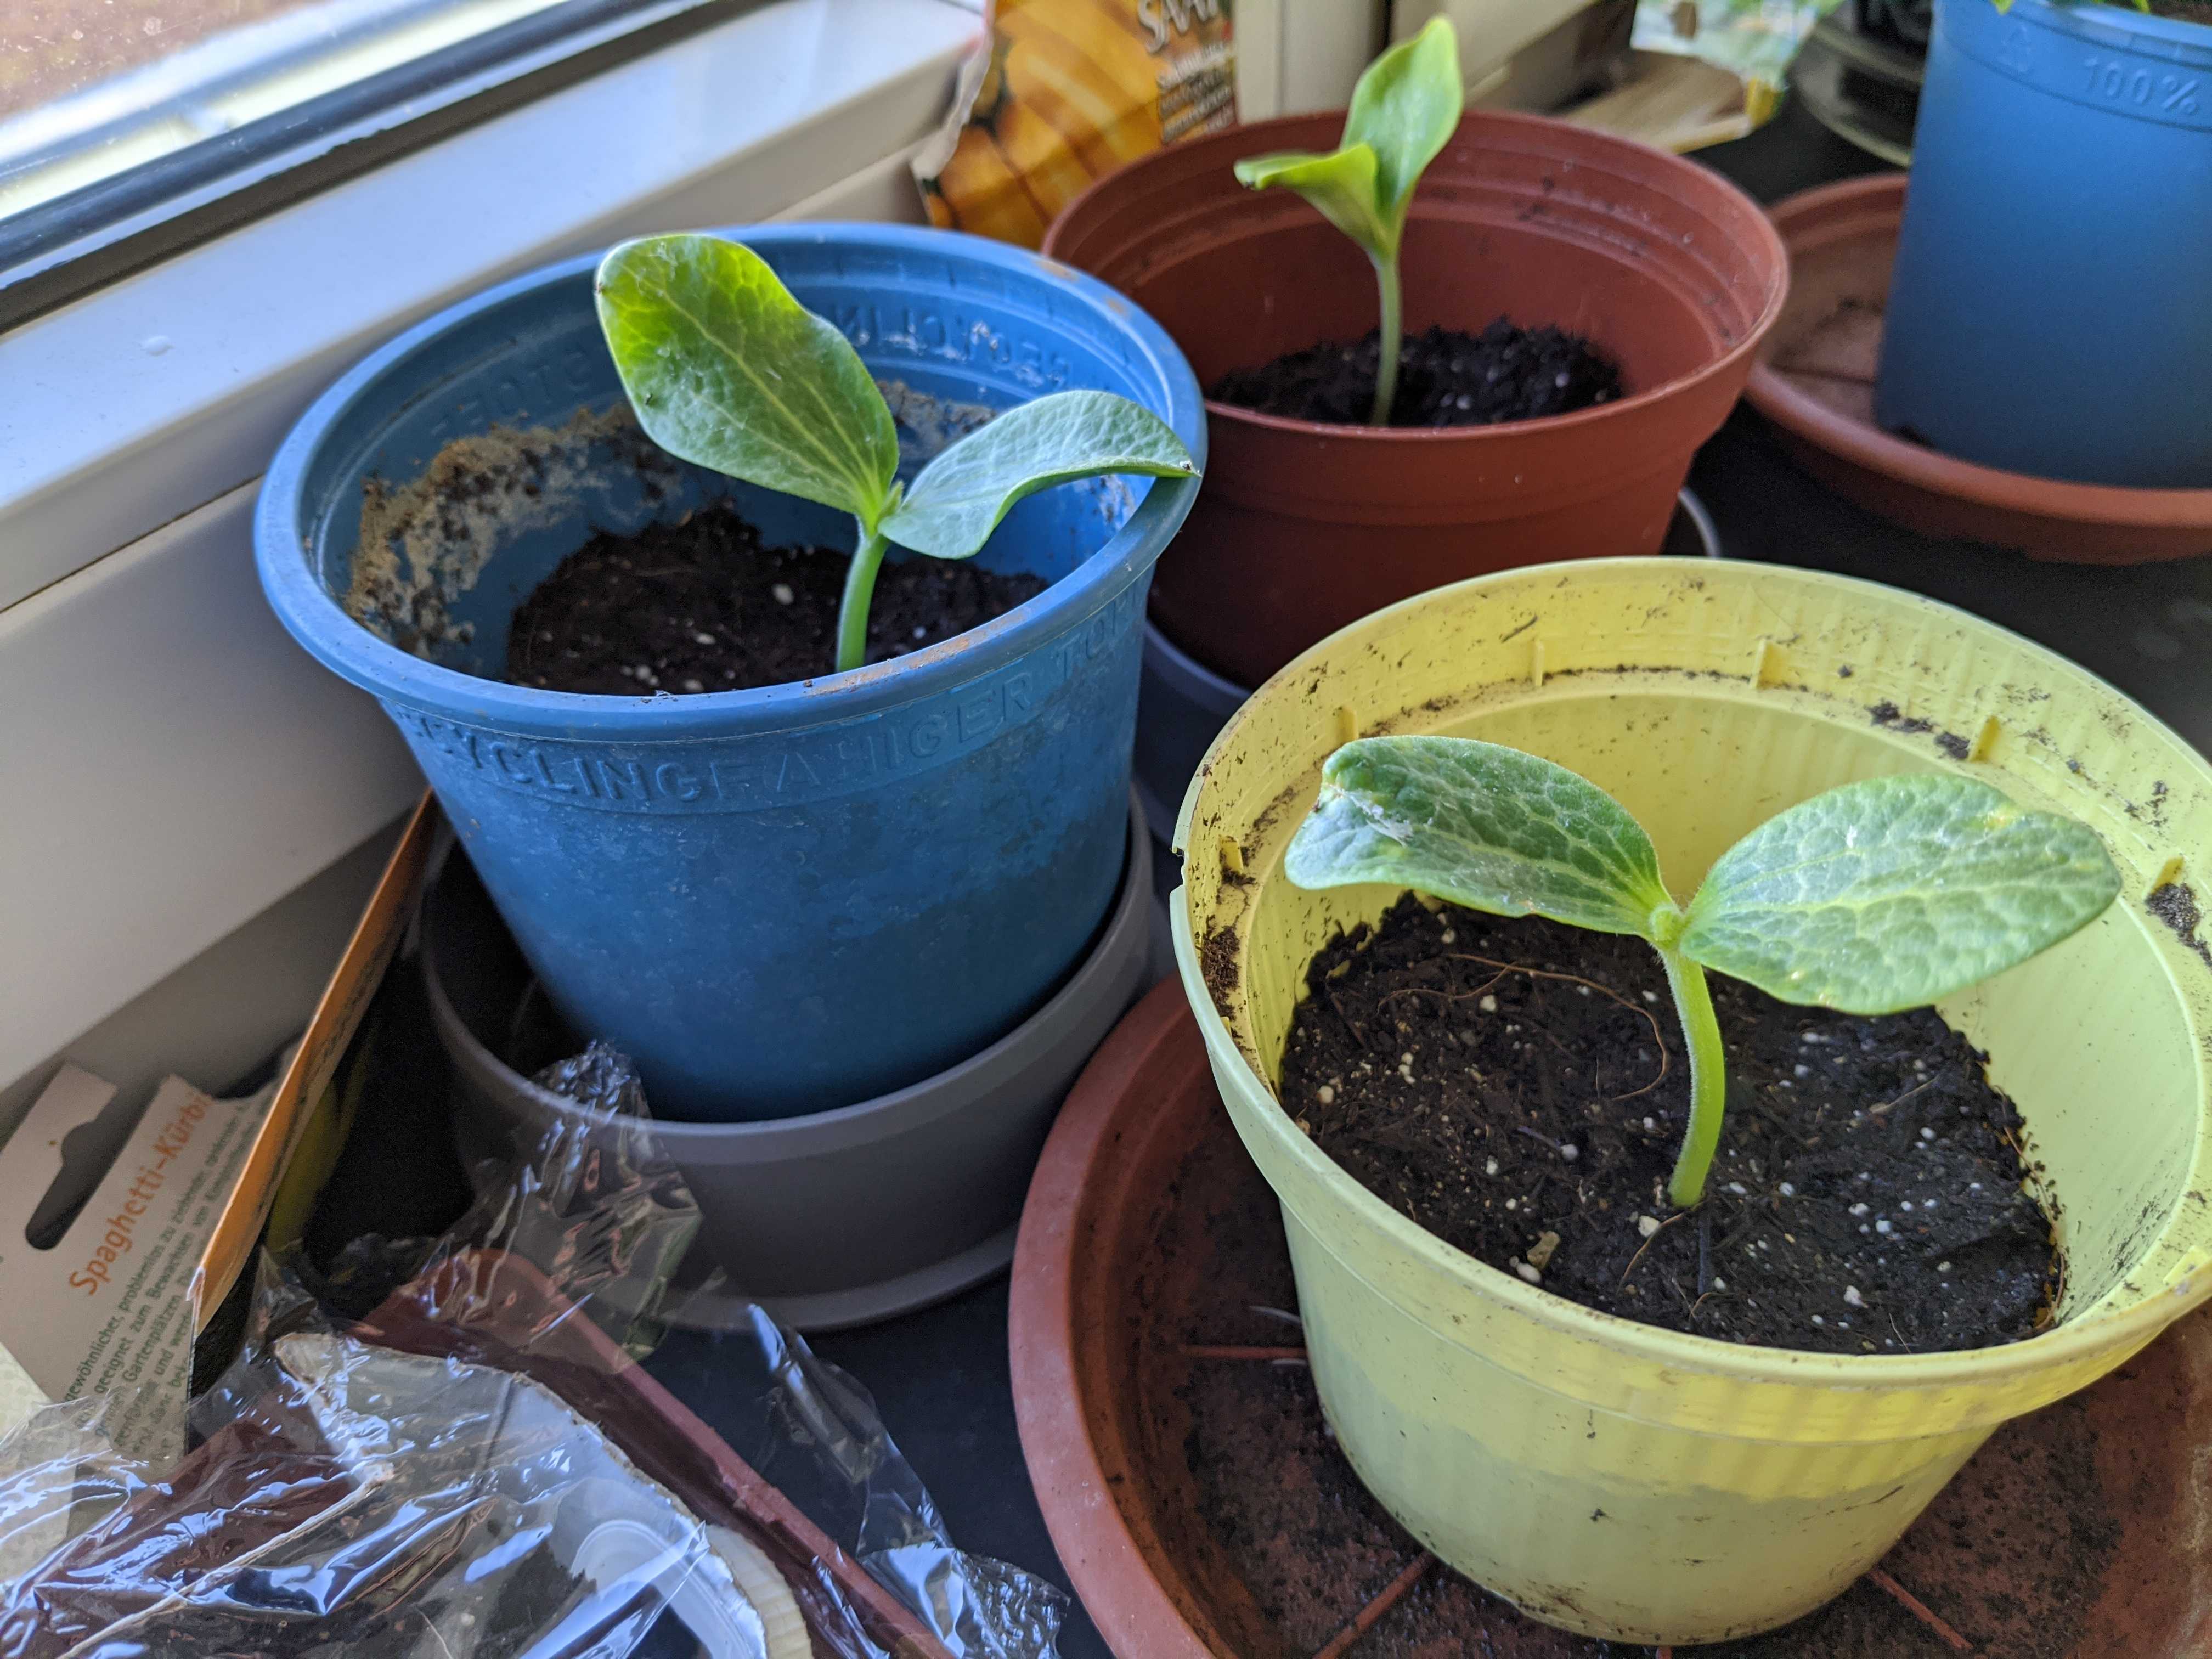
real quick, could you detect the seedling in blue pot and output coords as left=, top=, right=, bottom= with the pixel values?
left=595, top=234, right=1198, bottom=676
left=1232, top=18, right=1463, bottom=426
left=1285, top=737, right=2121, bottom=1210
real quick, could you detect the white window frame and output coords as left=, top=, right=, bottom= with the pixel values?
left=0, top=0, right=978, bottom=1118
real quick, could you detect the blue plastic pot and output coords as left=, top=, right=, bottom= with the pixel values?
left=257, top=224, right=1203, bottom=1121
left=1876, top=0, right=2212, bottom=487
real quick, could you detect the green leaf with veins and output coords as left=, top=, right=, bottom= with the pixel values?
left=595, top=233, right=899, bottom=528
left=1679, top=773, right=2121, bottom=1013
left=1284, top=737, right=1677, bottom=939
left=881, top=391, right=1197, bottom=560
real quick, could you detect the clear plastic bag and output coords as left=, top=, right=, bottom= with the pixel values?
left=0, top=1039, right=1063, bottom=1659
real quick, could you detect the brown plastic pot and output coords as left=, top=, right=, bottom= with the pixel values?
left=1010, top=984, right=2212, bottom=1657
left=1745, top=175, right=2212, bottom=563
left=1043, top=111, right=1788, bottom=690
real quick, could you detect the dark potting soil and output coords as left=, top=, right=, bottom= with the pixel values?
left=1277, top=897, right=2060, bottom=1356
left=1208, top=322, right=1624, bottom=428
left=504, top=504, right=1046, bottom=694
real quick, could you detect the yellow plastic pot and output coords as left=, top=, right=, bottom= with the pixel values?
left=1170, top=558, right=2212, bottom=1645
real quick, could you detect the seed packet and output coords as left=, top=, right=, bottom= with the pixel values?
left=915, top=0, right=1238, bottom=246
left=1630, top=0, right=1847, bottom=111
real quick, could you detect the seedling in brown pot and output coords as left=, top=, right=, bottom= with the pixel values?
left=1232, top=18, right=1463, bottom=426
left=1286, top=737, right=2121, bottom=1209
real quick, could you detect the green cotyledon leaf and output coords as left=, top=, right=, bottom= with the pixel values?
left=1284, top=736, right=1677, bottom=938
left=1679, top=773, right=2121, bottom=1013
left=595, top=233, right=899, bottom=527
left=880, top=390, right=1197, bottom=560
left=1341, top=14, right=1463, bottom=226
left=1232, top=144, right=1393, bottom=259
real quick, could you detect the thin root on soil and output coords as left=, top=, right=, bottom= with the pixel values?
left=1866, top=1567, right=1973, bottom=1651
left=1620, top=1209, right=1688, bottom=1286
left=1445, top=953, right=1672, bottom=1100
left=1312, top=1552, right=1436, bottom=1659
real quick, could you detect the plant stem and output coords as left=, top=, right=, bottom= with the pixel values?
left=1659, top=947, right=1727, bottom=1210
left=1368, top=250, right=1403, bottom=427
left=835, top=522, right=889, bottom=674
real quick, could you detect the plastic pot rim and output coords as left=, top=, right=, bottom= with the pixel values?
left=1047, top=109, right=1789, bottom=448
left=1963, top=0, right=2212, bottom=63
left=1170, top=554, right=2212, bottom=1398
left=424, top=796, right=1153, bottom=1155
left=1137, top=481, right=1722, bottom=708
left=254, top=222, right=1206, bottom=742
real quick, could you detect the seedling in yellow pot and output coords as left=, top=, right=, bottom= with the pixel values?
left=1286, top=736, right=2123, bottom=1209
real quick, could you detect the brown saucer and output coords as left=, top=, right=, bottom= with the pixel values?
left=1746, top=176, right=2212, bottom=565
left=1010, top=981, right=2212, bottom=1656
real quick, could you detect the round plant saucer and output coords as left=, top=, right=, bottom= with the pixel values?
left=427, top=799, right=1154, bottom=1335
left=1010, top=981, right=2212, bottom=1657
left=1745, top=177, right=2212, bottom=564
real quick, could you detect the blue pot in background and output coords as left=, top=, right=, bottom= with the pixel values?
left=1876, top=0, right=2212, bottom=487
left=257, top=224, right=1203, bottom=1121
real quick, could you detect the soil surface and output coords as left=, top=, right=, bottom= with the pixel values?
left=1277, top=898, right=2059, bottom=1356
left=1209, top=323, right=1623, bottom=428
left=505, top=505, right=1046, bottom=693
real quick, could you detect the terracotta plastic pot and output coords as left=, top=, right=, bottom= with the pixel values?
left=1011, top=986, right=2212, bottom=1658
left=1130, top=488, right=1722, bottom=849
left=1045, top=112, right=1787, bottom=690
left=1171, top=558, right=2212, bottom=1643
left=1745, top=175, right=2212, bottom=562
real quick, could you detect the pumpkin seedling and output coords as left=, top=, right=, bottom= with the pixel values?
left=595, top=234, right=1198, bottom=675
left=1232, top=18, right=1463, bottom=427
left=1285, top=737, right=2122, bottom=1210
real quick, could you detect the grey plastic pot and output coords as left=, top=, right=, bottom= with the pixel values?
left=426, top=801, right=1153, bottom=1332
left=1131, top=488, right=1722, bottom=847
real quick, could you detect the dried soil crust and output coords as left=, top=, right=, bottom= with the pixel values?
left=1209, top=323, right=1623, bottom=428
left=505, top=505, right=1046, bottom=693
left=1278, top=898, right=2059, bottom=1356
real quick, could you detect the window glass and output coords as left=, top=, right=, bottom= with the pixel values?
left=0, top=0, right=724, bottom=318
